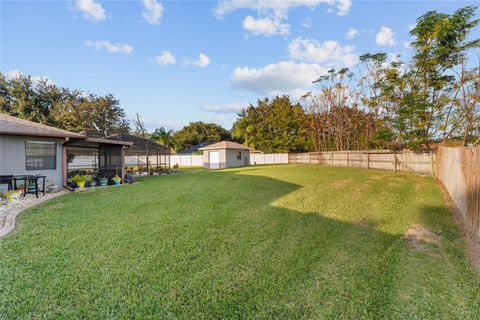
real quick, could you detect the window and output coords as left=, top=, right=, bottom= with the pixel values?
left=236, top=151, right=241, bottom=160
left=25, top=141, right=57, bottom=170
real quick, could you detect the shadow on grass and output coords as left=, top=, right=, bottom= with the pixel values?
left=0, top=168, right=477, bottom=319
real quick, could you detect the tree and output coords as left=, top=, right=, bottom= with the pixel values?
left=172, top=122, right=231, bottom=151
left=133, top=113, right=151, bottom=170
left=0, top=72, right=130, bottom=134
left=232, top=96, right=308, bottom=153
left=150, top=127, right=175, bottom=149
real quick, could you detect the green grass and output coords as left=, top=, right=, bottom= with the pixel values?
left=0, top=165, right=479, bottom=319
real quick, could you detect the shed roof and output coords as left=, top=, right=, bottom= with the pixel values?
left=0, top=114, right=86, bottom=139
left=199, top=141, right=250, bottom=151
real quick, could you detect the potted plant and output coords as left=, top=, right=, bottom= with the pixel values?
left=1, top=190, right=22, bottom=203
left=112, top=175, right=122, bottom=185
left=71, top=174, right=88, bottom=189
left=88, top=178, right=97, bottom=187
left=82, top=175, right=93, bottom=188
left=47, top=184, right=58, bottom=193
left=98, top=177, right=108, bottom=187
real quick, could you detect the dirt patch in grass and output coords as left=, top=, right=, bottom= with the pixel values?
left=405, top=224, right=442, bottom=254
left=333, top=179, right=351, bottom=187
left=436, top=179, right=480, bottom=271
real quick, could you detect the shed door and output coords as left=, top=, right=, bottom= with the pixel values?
left=209, top=151, right=220, bottom=169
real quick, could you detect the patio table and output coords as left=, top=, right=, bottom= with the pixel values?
left=11, top=174, right=46, bottom=198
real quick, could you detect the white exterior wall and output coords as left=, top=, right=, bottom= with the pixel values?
left=202, top=149, right=227, bottom=169
left=202, top=149, right=250, bottom=169
left=0, top=135, right=64, bottom=187
left=225, top=149, right=250, bottom=168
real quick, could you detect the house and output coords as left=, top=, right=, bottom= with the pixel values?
left=199, top=141, right=250, bottom=169
left=0, top=114, right=132, bottom=188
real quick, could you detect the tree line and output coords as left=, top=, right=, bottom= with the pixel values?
left=0, top=73, right=130, bottom=134
left=233, top=6, right=480, bottom=152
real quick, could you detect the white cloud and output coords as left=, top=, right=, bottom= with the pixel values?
left=302, top=18, right=312, bottom=29
left=403, top=41, right=411, bottom=48
left=215, top=1, right=351, bottom=37
left=185, top=53, right=210, bottom=68
left=214, top=0, right=351, bottom=18
left=155, top=51, right=176, bottom=65
left=288, top=38, right=358, bottom=68
left=376, top=26, right=396, bottom=46
left=231, top=60, right=328, bottom=97
left=142, top=0, right=164, bottom=25
left=73, top=0, right=106, bottom=22
left=3, top=70, right=54, bottom=85
left=202, top=102, right=247, bottom=113
left=346, top=28, right=359, bottom=39
left=85, top=40, right=133, bottom=54
left=242, top=16, right=289, bottom=36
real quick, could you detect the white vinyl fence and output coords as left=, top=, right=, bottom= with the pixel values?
left=250, top=153, right=289, bottom=165
left=169, top=155, right=203, bottom=167
left=125, top=153, right=289, bottom=167
left=126, top=155, right=171, bottom=166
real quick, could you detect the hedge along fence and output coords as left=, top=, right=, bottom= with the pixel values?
left=289, top=150, right=434, bottom=176
left=436, top=146, right=480, bottom=238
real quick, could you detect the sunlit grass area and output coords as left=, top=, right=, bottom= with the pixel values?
left=0, top=165, right=478, bottom=319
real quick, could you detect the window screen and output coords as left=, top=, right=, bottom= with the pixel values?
left=25, top=141, right=57, bottom=170
left=236, top=151, right=242, bottom=160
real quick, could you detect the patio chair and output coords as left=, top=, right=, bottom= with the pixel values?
left=0, top=175, right=14, bottom=191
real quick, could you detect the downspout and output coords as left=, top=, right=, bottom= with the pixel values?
left=62, top=137, right=70, bottom=187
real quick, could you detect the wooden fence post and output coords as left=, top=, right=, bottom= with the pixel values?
left=309, top=153, right=312, bottom=165
left=346, top=152, right=349, bottom=168
left=331, top=151, right=334, bottom=166
left=367, top=153, right=370, bottom=170
left=393, top=153, right=397, bottom=173
left=430, top=151, right=435, bottom=177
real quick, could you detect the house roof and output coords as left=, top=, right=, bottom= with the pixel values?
left=199, top=141, right=250, bottom=151
left=178, top=142, right=213, bottom=154
left=0, top=114, right=86, bottom=139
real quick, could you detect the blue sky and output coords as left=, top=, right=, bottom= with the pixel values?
left=2, top=0, right=479, bottom=131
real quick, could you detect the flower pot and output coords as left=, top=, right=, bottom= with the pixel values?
left=99, top=179, right=108, bottom=187
left=88, top=181, right=96, bottom=188
left=113, top=180, right=121, bottom=185
left=48, top=186, right=58, bottom=193
left=77, top=181, right=86, bottom=188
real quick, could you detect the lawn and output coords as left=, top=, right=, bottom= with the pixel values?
left=0, top=165, right=479, bottom=319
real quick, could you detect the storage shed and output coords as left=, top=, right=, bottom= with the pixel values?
left=199, top=141, right=250, bottom=169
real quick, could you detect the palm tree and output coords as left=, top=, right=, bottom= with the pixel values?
left=150, top=127, right=174, bottom=149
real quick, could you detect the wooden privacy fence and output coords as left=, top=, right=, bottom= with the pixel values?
left=436, top=146, right=480, bottom=237
left=289, top=150, right=433, bottom=176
